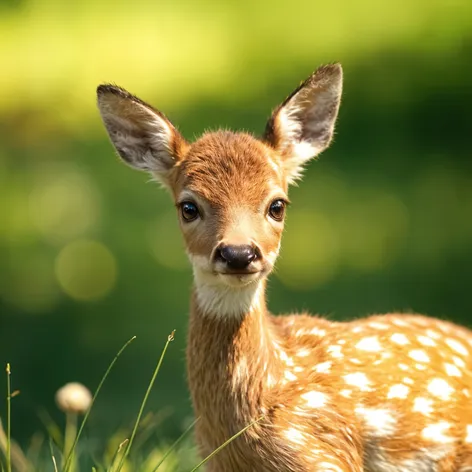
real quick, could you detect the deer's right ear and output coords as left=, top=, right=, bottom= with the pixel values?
left=97, top=85, right=188, bottom=185
left=264, top=64, right=343, bottom=184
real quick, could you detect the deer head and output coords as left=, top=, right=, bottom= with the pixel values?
left=97, top=64, right=343, bottom=317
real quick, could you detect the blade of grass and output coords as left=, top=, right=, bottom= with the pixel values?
left=5, top=364, right=11, bottom=472
left=108, top=438, right=128, bottom=472
left=0, top=419, right=30, bottom=472
left=188, top=415, right=264, bottom=472
left=151, top=417, right=199, bottom=472
left=115, top=331, right=175, bottom=472
left=38, top=409, right=63, bottom=451
left=49, top=438, right=59, bottom=472
left=63, top=336, right=137, bottom=472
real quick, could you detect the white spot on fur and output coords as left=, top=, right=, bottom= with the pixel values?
left=392, top=318, right=409, bottom=327
left=284, top=370, right=297, bottom=381
left=415, top=363, right=427, bottom=370
left=301, top=390, right=327, bottom=408
left=355, top=407, right=396, bottom=437
left=426, top=329, right=441, bottom=340
left=391, top=333, right=409, bottom=345
left=398, top=363, right=410, bottom=371
left=444, top=362, right=462, bottom=377
left=296, top=349, right=310, bottom=357
left=356, top=336, right=382, bottom=352
left=409, top=349, right=430, bottom=363
left=465, top=425, right=472, bottom=443
left=369, top=321, right=390, bottom=330
left=417, top=335, right=437, bottom=347
left=327, top=345, right=343, bottom=358
left=340, top=389, right=352, bottom=397
left=413, top=397, right=433, bottom=416
left=314, top=361, right=332, bottom=373
left=343, top=372, right=371, bottom=391
left=445, top=338, right=469, bottom=356
left=284, top=427, right=305, bottom=445
left=350, top=358, right=363, bottom=365
left=387, top=384, right=410, bottom=399
left=422, top=422, right=454, bottom=443
left=280, top=351, right=294, bottom=366
left=453, top=356, right=466, bottom=368
left=310, top=327, right=326, bottom=336
left=463, top=389, right=470, bottom=398
left=294, top=366, right=304, bottom=373
left=427, top=378, right=454, bottom=400
left=403, top=377, right=414, bottom=385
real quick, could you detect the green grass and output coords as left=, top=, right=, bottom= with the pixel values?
left=0, top=333, right=261, bottom=472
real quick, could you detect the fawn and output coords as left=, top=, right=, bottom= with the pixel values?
left=97, top=64, right=472, bottom=471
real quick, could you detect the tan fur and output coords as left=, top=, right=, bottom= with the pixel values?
left=97, top=64, right=472, bottom=471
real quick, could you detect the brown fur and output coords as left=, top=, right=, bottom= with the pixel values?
left=97, top=64, right=472, bottom=471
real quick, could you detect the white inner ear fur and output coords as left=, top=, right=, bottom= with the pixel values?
left=275, top=75, right=341, bottom=184
left=99, top=99, right=175, bottom=180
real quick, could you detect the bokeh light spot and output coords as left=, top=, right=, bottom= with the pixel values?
left=341, top=192, right=409, bottom=271
left=1, top=251, right=59, bottom=313
left=55, top=240, right=117, bottom=301
left=277, top=211, right=340, bottom=290
left=30, top=168, right=100, bottom=244
left=148, top=212, right=188, bottom=271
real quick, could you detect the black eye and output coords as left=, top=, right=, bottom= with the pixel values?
left=268, top=199, right=286, bottom=221
left=180, top=201, right=200, bottom=222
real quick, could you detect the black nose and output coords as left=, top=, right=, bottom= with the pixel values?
left=216, top=244, right=257, bottom=270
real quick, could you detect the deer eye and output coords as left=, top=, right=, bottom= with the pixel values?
left=268, top=199, right=286, bottom=221
left=180, top=201, right=200, bottom=222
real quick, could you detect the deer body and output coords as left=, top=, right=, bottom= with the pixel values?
left=97, top=65, right=472, bottom=471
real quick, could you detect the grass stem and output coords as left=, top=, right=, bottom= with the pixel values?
left=151, top=417, right=199, bottom=472
left=5, top=364, right=11, bottom=472
left=188, top=416, right=264, bottom=472
left=115, top=331, right=175, bottom=472
left=63, top=336, right=137, bottom=472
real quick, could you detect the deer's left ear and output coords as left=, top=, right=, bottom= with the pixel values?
left=264, top=64, right=343, bottom=183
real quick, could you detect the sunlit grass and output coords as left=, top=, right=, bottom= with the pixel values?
left=0, top=334, right=267, bottom=472
left=6, top=363, right=11, bottom=472
left=62, top=336, right=137, bottom=472
left=114, top=331, right=175, bottom=472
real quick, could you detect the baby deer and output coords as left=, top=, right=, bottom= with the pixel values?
left=97, top=64, right=472, bottom=471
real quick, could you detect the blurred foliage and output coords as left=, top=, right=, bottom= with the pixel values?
left=1, top=0, right=472, bottom=455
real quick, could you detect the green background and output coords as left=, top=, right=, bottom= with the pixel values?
left=1, top=0, right=471, bottom=454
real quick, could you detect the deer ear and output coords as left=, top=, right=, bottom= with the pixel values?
left=97, top=84, right=188, bottom=186
left=264, top=64, right=343, bottom=183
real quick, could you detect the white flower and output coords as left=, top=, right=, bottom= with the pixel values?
left=55, top=382, right=92, bottom=414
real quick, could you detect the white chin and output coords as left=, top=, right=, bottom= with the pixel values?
left=218, top=272, right=261, bottom=287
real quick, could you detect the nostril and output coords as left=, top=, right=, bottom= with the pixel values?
left=216, top=245, right=258, bottom=270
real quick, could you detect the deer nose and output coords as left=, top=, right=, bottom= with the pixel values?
left=216, top=244, right=257, bottom=270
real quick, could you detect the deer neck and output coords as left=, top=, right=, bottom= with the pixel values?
left=186, top=276, right=282, bottom=432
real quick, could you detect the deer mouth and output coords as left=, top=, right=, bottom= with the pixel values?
left=217, top=269, right=260, bottom=276
left=217, top=270, right=262, bottom=286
